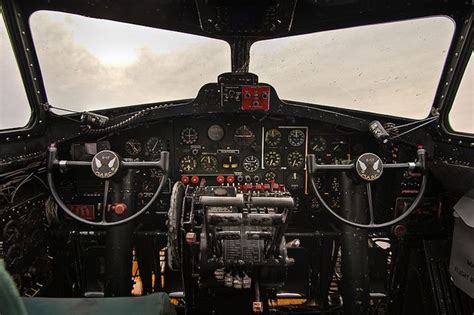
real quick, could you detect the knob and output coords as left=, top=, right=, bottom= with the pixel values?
left=181, top=176, right=190, bottom=184
left=216, top=175, right=225, bottom=184
left=191, top=176, right=200, bottom=185
left=111, top=203, right=127, bottom=216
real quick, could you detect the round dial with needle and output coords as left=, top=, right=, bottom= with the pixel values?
left=145, top=137, right=166, bottom=156
left=264, top=129, right=282, bottom=146
left=242, top=155, right=260, bottom=173
left=310, top=136, right=327, bottom=152
left=288, top=129, right=305, bottom=147
left=179, top=155, right=197, bottom=172
left=264, top=151, right=281, bottom=168
left=200, top=155, right=218, bottom=172
left=180, top=127, right=198, bottom=145
left=125, top=139, right=142, bottom=156
left=331, top=138, right=347, bottom=153
left=287, top=151, right=304, bottom=169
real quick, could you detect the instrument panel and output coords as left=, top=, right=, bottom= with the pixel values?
left=104, top=114, right=365, bottom=224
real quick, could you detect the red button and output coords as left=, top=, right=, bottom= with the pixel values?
left=186, top=232, right=197, bottom=244
left=181, top=176, right=190, bottom=184
left=263, top=184, right=270, bottom=191
left=255, top=184, right=263, bottom=191
left=226, top=176, right=235, bottom=184
left=272, top=182, right=280, bottom=190
left=216, top=175, right=225, bottom=184
left=111, top=203, right=127, bottom=216
left=191, top=176, right=200, bottom=185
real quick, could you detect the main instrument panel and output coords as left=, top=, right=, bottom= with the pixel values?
left=87, top=114, right=367, bottom=227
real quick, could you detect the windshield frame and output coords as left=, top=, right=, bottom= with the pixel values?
left=1, top=2, right=472, bottom=143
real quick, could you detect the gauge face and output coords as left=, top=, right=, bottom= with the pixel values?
left=288, top=129, right=305, bottom=147
left=207, top=125, right=225, bottom=142
left=264, top=129, right=281, bottom=146
left=234, top=125, right=255, bottom=146
left=242, top=155, right=260, bottom=172
left=310, top=136, right=327, bottom=152
left=200, top=155, right=218, bottom=172
left=145, top=137, right=166, bottom=156
left=125, top=139, right=142, bottom=156
left=287, top=151, right=304, bottom=169
left=264, top=171, right=277, bottom=182
left=331, top=138, right=347, bottom=153
left=287, top=172, right=304, bottom=190
left=181, top=127, right=198, bottom=145
left=264, top=151, right=281, bottom=168
left=179, top=155, right=197, bottom=172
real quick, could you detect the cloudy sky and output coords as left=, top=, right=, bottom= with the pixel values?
left=0, top=10, right=472, bottom=133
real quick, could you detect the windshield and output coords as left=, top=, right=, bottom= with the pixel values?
left=29, top=11, right=231, bottom=112
left=250, top=17, right=455, bottom=119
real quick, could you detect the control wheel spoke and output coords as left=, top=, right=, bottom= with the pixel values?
left=102, top=180, right=110, bottom=223
left=366, top=182, right=375, bottom=225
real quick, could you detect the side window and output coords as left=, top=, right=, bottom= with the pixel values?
left=0, top=7, right=31, bottom=130
left=449, top=53, right=473, bottom=134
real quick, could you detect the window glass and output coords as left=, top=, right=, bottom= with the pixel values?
left=250, top=17, right=455, bottom=119
left=449, top=53, right=473, bottom=134
left=0, top=7, right=31, bottom=129
left=29, top=11, right=231, bottom=113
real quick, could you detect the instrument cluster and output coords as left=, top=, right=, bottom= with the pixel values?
left=104, top=115, right=359, bottom=219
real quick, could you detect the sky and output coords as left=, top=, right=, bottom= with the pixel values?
left=0, top=10, right=472, bottom=133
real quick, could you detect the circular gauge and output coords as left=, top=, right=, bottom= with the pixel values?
left=125, top=139, right=142, bottom=156
left=287, top=151, right=304, bottom=169
left=288, top=129, right=305, bottom=147
left=242, top=155, right=260, bottom=172
left=310, top=136, right=327, bottom=152
left=264, top=129, right=282, bottom=146
left=264, top=151, right=281, bottom=168
left=207, top=125, right=225, bottom=142
left=181, top=127, right=198, bottom=145
left=179, top=155, right=197, bottom=172
left=264, top=171, right=277, bottom=182
left=234, top=125, right=255, bottom=146
left=331, top=138, right=347, bottom=153
left=146, top=137, right=166, bottom=156
left=287, top=172, right=304, bottom=190
left=200, top=155, right=218, bottom=172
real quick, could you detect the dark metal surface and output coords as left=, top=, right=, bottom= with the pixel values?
left=339, top=172, right=370, bottom=314
left=104, top=171, right=135, bottom=297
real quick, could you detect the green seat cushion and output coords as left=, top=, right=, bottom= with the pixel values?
left=22, top=293, right=176, bottom=315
